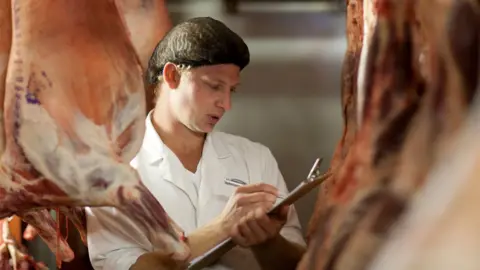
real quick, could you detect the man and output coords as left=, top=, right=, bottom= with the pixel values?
left=86, top=17, right=306, bottom=270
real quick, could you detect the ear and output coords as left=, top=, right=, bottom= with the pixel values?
left=162, top=62, right=181, bottom=89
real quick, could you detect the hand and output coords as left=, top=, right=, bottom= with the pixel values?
left=218, top=183, right=279, bottom=235
left=130, top=252, right=188, bottom=270
left=23, top=225, right=38, bottom=241
left=231, top=205, right=289, bottom=247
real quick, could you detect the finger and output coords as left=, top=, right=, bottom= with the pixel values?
left=236, top=201, right=275, bottom=218
left=235, top=183, right=278, bottom=196
left=250, top=201, right=276, bottom=212
left=236, top=192, right=277, bottom=206
left=238, top=215, right=258, bottom=246
left=255, top=209, right=280, bottom=239
left=231, top=224, right=248, bottom=247
left=247, top=208, right=270, bottom=242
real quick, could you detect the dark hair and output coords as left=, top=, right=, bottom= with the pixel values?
left=145, top=17, right=250, bottom=86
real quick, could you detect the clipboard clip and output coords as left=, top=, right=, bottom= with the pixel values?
left=306, top=157, right=324, bottom=182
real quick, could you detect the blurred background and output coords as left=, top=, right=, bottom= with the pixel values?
left=25, top=0, right=347, bottom=268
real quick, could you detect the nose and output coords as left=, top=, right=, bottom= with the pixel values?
left=217, top=91, right=232, bottom=111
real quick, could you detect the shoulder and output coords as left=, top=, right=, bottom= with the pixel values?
left=210, top=131, right=279, bottom=176
left=210, top=131, right=273, bottom=158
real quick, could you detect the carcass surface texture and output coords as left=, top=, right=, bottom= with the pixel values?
left=369, top=90, right=480, bottom=270
left=0, top=0, right=189, bottom=266
left=299, top=0, right=480, bottom=269
left=115, top=0, right=172, bottom=112
left=305, top=0, right=364, bottom=245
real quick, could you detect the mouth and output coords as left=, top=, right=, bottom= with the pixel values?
left=208, top=115, right=221, bottom=124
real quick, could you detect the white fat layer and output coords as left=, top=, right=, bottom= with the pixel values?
left=368, top=99, right=480, bottom=270
left=15, top=91, right=145, bottom=204
left=1, top=2, right=189, bottom=258
left=357, top=0, right=377, bottom=127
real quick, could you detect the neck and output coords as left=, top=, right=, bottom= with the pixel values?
left=151, top=102, right=205, bottom=156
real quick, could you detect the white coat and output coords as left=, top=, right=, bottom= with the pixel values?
left=85, top=113, right=306, bottom=270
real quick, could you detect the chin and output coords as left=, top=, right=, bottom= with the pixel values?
left=201, top=124, right=216, bottom=133
left=201, top=127, right=214, bottom=133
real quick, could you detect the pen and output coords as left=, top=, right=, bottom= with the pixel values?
left=224, top=178, right=286, bottom=200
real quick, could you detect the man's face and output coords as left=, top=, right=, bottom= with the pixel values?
left=171, top=64, right=240, bottom=133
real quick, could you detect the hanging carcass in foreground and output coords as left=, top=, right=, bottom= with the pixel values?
left=116, top=0, right=172, bottom=71
left=115, top=0, right=173, bottom=112
left=368, top=0, right=480, bottom=269
left=305, top=0, right=365, bottom=244
left=298, top=0, right=480, bottom=268
left=0, top=0, right=175, bottom=264
left=369, top=90, right=480, bottom=270
left=308, top=1, right=423, bottom=267
left=0, top=0, right=9, bottom=154
left=0, top=0, right=190, bottom=268
left=1, top=1, right=50, bottom=268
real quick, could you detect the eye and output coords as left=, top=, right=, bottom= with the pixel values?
left=204, top=80, right=222, bottom=91
left=209, top=84, right=222, bottom=90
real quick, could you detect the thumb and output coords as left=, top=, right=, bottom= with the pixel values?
left=23, top=225, right=38, bottom=241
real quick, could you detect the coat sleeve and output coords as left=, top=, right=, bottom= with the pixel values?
left=85, top=206, right=153, bottom=270
left=260, top=146, right=307, bottom=247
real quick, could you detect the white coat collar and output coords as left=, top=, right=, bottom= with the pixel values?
left=140, top=111, right=231, bottom=215
left=141, top=110, right=231, bottom=164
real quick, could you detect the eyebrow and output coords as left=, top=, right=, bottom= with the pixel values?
left=212, top=78, right=240, bottom=88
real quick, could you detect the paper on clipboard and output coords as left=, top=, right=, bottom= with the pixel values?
left=188, top=158, right=331, bottom=270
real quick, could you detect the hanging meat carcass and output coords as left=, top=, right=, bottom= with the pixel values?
left=299, top=0, right=479, bottom=268
left=311, top=0, right=423, bottom=266
left=377, top=0, right=479, bottom=209
left=369, top=88, right=480, bottom=270
left=367, top=0, right=480, bottom=268
left=305, top=0, right=382, bottom=246
left=300, top=0, right=377, bottom=263
left=0, top=0, right=11, bottom=170
left=1, top=1, right=53, bottom=268
left=0, top=0, right=190, bottom=268
left=300, top=0, right=422, bottom=268
left=115, top=0, right=173, bottom=112
left=305, top=0, right=364, bottom=244
left=15, top=0, right=175, bottom=263
left=116, top=0, right=172, bottom=71
left=8, top=0, right=175, bottom=252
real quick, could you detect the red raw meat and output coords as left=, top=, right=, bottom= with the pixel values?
left=116, top=0, right=172, bottom=112
left=305, top=0, right=364, bottom=244
left=299, top=0, right=424, bottom=268
left=0, top=0, right=190, bottom=267
left=299, top=0, right=479, bottom=269
left=369, top=95, right=480, bottom=270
